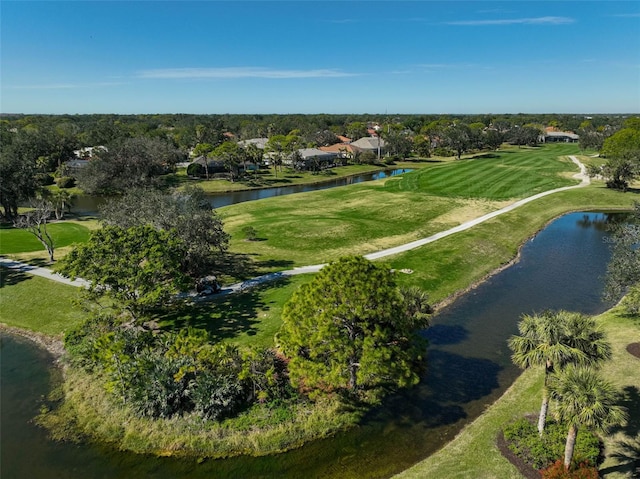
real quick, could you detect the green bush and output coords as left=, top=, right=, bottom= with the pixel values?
left=186, top=162, right=204, bottom=177
left=503, top=418, right=601, bottom=470
left=243, top=226, right=258, bottom=241
left=35, top=172, right=55, bottom=186
left=432, top=147, right=455, bottom=157
left=56, top=176, right=76, bottom=188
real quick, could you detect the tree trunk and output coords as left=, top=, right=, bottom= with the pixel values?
left=538, top=359, right=553, bottom=434
left=537, top=391, right=549, bottom=435
left=348, top=362, right=358, bottom=390
left=564, top=424, right=578, bottom=469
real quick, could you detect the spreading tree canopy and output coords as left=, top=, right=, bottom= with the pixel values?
left=277, top=256, right=430, bottom=398
left=77, top=137, right=183, bottom=194
left=61, top=225, right=190, bottom=319
left=99, top=187, right=229, bottom=278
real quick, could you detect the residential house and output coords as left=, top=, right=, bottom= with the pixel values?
left=319, top=143, right=358, bottom=160
left=543, top=131, right=579, bottom=143
left=351, top=136, right=386, bottom=155
left=238, top=138, right=269, bottom=150
left=293, top=148, right=338, bottom=169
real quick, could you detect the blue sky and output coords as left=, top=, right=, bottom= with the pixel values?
left=2, top=1, right=639, bottom=114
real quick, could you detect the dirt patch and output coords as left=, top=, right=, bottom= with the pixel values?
left=496, top=430, right=541, bottom=479
left=627, top=342, right=640, bottom=359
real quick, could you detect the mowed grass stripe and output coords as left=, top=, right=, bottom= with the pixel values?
left=221, top=145, right=581, bottom=269
left=387, top=147, right=579, bottom=200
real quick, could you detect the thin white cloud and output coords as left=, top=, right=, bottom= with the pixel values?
left=609, top=13, right=640, bottom=18
left=6, top=82, right=126, bottom=90
left=329, top=19, right=358, bottom=24
left=446, top=16, right=575, bottom=26
left=137, top=67, right=358, bottom=79
left=416, top=63, right=480, bottom=70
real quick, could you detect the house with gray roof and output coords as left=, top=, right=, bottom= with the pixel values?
left=543, top=131, right=579, bottom=143
left=351, top=136, right=386, bottom=153
left=291, top=148, right=338, bottom=170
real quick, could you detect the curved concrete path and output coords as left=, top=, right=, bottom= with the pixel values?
left=0, top=257, right=89, bottom=287
left=222, top=155, right=589, bottom=293
left=1, top=156, right=589, bottom=296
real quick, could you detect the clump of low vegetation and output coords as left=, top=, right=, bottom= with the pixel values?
left=503, top=417, right=601, bottom=470
left=540, top=460, right=600, bottom=479
left=242, top=225, right=258, bottom=241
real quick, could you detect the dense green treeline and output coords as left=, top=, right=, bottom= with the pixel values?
left=0, top=113, right=632, bottom=155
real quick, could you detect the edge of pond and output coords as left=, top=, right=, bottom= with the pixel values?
left=0, top=206, right=632, bottom=464
left=429, top=206, right=631, bottom=314
left=177, top=163, right=422, bottom=195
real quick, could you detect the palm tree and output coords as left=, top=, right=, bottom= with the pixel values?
left=51, top=189, right=74, bottom=219
left=399, top=285, right=433, bottom=327
left=548, top=365, right=627, bottom=469
left=508, top=310, right=612, bottom=434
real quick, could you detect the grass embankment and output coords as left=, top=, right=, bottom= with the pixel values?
left=0, top=266, right=85, bottom=336
left=394, top=307, right=640, bottom=479
left=39, top=369, right=359, bottom=459
left=220, top=145, right=581, bottom=269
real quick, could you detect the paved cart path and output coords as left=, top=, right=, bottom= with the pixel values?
left=1, top=156, right=589, bottom=296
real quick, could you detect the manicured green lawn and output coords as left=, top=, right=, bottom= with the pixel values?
left=394, top=306, right=640, bottom=479
left=0, top=222, right=90, bottom=255
left=219, top=145, right=582, bottom=270
left=0, top=266, right=86, bottom=336
left=167, top=184, right=637, bottom=350
left=160, top=275, right=313, bottom=348
left=387, top=185, right=636, bottom=303
left=385, top=145, right=580, bottom=200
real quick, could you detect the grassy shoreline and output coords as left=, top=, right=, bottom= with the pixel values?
left=394, top=306, right=640, bottom=479
left=170, top=160, right=432, bottom=194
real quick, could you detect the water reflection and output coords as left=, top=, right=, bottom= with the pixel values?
left=71, top=168, right=412, bottom=214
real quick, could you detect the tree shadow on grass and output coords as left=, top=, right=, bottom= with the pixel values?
left=162, top=278, right=291, bottom=342
left=0, top=266, right=32, bottom=288
left=26, top=258, right=51, bottom=268
left=612, top=385, right=640, bottom=439
left=263, top=178, right=292, bottom=185
left=216, top=252, right=294, bottom=281
left=600, top=386, right=640, bottom=477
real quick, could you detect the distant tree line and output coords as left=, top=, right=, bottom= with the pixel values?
left=2, top=113, right=637, bottom=221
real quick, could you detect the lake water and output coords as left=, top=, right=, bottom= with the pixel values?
left=71, top=168, right=412, bottom=214
left=0, top=212, right=620, bottom=478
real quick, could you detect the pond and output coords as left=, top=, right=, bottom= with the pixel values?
left=0, top=212, right=620, bottom=478
left=71, top=168, right=412, bottom=214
